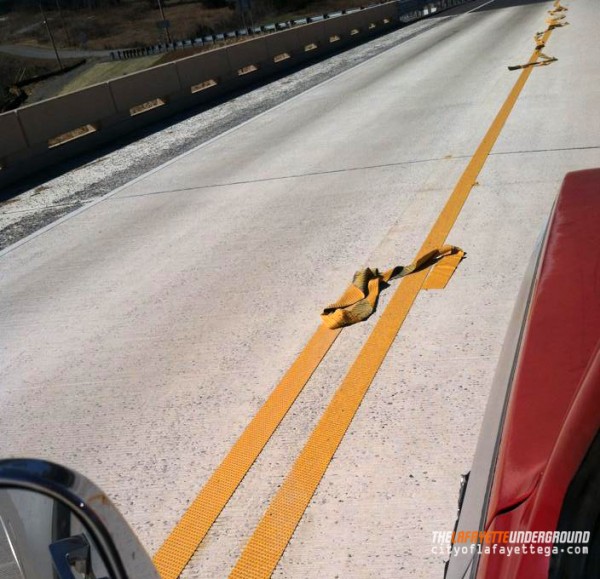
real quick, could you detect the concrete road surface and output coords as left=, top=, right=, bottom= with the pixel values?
left=1, top=0, right=599, bottom=577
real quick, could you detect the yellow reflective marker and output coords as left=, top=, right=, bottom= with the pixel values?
left=230, top=25, right=558, bottom=579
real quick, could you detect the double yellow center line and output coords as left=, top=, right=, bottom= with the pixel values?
left=154, top=12, right=564, bottom=579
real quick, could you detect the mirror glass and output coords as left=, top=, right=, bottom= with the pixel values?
left=0, top=488, right=110, bottom=579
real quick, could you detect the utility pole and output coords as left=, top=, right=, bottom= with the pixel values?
left=157, top=0, right=172, bottom=44
left=40, top=1, right=63, bottom=70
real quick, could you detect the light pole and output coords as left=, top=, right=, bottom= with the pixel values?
left=40, top=1, right=63, bottom=70
left=157, top=0, right=172, bottom=45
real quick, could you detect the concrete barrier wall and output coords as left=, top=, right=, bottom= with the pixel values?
left=264, top=28, right=303, bottom=59
left=0, top=1, right=468, bottom=187
left=176, top=49, right=230, bottom=87
left=333, top=10, right=371, bottom=33
left=294, top=20, right=328, bottom=48
left=18, top=83, right=116, bottom=145
left=109, top=63, right=182, bottom=112
left=0, top=112, right=28, bottom=159
left=226, top=36, right=270, bottom=71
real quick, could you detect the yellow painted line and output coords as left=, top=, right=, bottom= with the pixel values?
left=229, top=28, right=555, bottom=579
left=153, top=324, right=340, bottom=578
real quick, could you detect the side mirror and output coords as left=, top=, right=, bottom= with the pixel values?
left=0, top=458, right=159, bottom=579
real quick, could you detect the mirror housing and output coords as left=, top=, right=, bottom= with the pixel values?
left=0, top=458, right=159, bottom=579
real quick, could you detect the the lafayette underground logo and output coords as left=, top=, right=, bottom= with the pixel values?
left=432, top=531, right=590, bottom=557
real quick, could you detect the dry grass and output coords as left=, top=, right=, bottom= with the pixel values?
left=55, top=55, right=163, bottom=96
left=2, top=3, right=254, bottom=51
left=0, top=0, right=241, bottom=50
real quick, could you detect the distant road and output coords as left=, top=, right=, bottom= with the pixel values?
left=0, top=44, right=112, bottom=59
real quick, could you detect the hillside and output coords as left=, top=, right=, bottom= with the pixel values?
left=0, top=0, right=370, bottom=51
left=0, top=0, right=375, bottom=109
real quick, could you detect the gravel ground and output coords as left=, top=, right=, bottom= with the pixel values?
left=0, top=15, right=453, bottom=251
